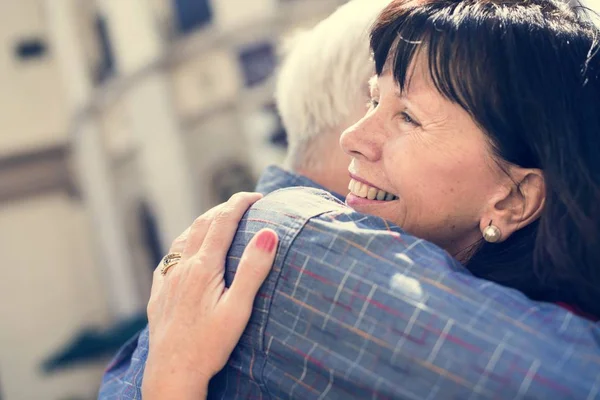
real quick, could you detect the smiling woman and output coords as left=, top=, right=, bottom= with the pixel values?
left=343, top=0, right=600, bottom=315
left=343, top=63, right=515, bottom=257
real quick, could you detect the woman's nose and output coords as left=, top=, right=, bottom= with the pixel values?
left=340, top=113, right=384, bottom=162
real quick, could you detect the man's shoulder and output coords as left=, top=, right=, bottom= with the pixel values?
left=220, top=190, right=600, bottom=400
left=247, top=187, right=455, bottom=265
left=254, top=187, right=347, bottom=218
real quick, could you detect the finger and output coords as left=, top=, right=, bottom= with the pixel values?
left=148, top=260, right=167, bottom=317
left=151, top=259, right=165, bottom=293
left=196, top=192, right=263, bottom=263
left=181, top=203, right=224, bottom=259
left=224, top=229, right=278, bottom=307
left=169, top=227, right=190, bottom=254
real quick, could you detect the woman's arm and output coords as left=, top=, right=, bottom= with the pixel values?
left=142, top=193, right=278, bottom=399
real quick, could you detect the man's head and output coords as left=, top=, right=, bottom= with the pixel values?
left=275, top=0, right=391, bottom=196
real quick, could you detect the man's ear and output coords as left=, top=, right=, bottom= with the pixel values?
left=480, top=168, right=545, bottom=242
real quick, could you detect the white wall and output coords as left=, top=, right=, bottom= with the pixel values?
left=584, top=0, right=600, bottom=25
left=0, top=1, right=113, bottom=399
left=0, top=192, right=111, bottom=400
left=0, top=0, right=70, bottom=157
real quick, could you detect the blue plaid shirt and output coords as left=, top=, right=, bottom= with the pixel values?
left=99, top=166, right=600, bottom=399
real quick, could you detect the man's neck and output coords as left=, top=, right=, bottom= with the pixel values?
left=294, top=166, right=326, bottom=189
left=293, top=166, right=346, bottom=200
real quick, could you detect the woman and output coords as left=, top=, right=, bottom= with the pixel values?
left=144, top=0, right=600, bottom=397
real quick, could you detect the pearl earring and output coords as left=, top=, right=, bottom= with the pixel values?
left=483, top=223, right=502, bottom=243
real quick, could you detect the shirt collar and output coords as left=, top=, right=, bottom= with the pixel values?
left=255, top=165, right=346, bottom=202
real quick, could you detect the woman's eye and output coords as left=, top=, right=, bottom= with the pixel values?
left=401, top=111, right=418, bottom=126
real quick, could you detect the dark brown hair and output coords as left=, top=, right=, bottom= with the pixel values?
left=371, top=0, right=600, bottom=316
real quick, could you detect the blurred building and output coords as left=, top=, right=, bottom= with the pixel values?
left=0, top=0, right=345, bottom=399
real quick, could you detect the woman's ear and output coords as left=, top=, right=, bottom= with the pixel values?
left=480, top=168, right=545, bottom=242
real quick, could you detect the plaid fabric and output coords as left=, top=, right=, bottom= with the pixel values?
left=99, top=170, right=600, bottom=399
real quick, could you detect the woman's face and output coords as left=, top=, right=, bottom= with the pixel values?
left=341, top=61, right=509, bottom=255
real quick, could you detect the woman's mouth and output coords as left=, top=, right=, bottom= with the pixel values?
left=347, top=178, right=398, bottom=201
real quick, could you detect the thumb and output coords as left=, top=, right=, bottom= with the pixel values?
left=226, top=229, right=278, bottom=306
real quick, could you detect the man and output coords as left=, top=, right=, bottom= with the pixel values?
left=256, top=0, right=389, bottom=198
left=99, top=0, right=391, bottom=397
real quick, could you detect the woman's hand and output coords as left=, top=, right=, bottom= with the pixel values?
left=142, top=192, right=279, bottom=400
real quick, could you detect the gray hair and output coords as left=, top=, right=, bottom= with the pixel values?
left=275, top=0, right=392, bottom=170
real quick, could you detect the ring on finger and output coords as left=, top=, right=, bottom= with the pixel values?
left=160, top=253, right=182, bottom=276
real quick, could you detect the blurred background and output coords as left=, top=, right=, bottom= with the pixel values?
left=0, top=0, right=348, bottom=398
left=1, top=0, right=600, bottom=399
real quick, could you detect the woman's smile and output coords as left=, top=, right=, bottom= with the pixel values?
left=346, top=172, right=398, bottom=203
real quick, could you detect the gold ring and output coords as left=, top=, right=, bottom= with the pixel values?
left=160, top=252, right=182, bottom=276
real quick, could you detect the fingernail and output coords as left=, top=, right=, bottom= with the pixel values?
left=255, top=231, right=276, bottom=252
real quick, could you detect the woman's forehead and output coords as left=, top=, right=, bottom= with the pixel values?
left=373, top=68, right=471, bottom=125
left=375, top=54, right=436, bottom=95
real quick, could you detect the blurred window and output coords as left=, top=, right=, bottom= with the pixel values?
left=238, top=42, right=276, bottom=87
left=174, top=0, right=212, bottom=34
left=94, top=15, right=115, bottom=83
left=14, top=37, right=47, bottom=60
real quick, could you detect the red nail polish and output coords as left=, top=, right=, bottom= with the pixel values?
left=256, top=231, right=276, bottom=252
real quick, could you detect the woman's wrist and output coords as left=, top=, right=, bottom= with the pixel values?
left=142, top=358, right=210, bottom=400
left=142, top=372, right=209, bottom=400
